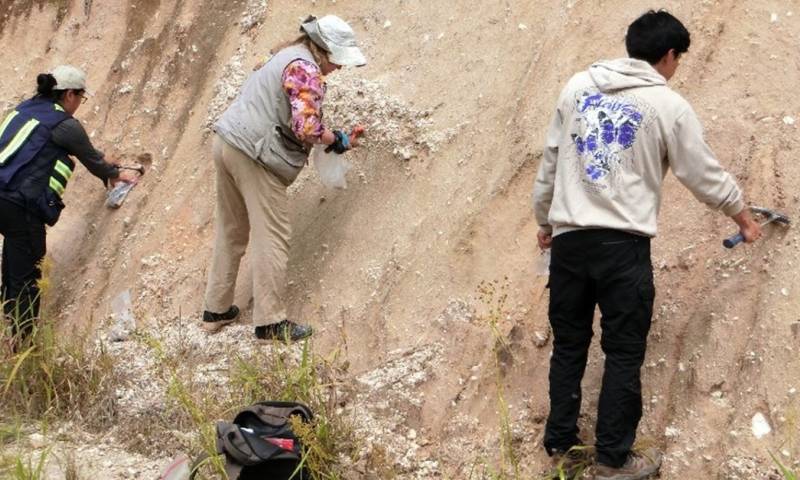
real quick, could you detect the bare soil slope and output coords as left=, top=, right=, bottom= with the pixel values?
left=1, top=0, right=798, bottom=478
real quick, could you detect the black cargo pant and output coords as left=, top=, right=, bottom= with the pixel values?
left=0, top=198, right=46, bottom=337
left=543, top=228, right=655, bottom=468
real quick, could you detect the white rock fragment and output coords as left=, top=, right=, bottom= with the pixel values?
left=29, top=433, right=46, bottom=449
left=518, top=23, right=528, bottom=30
left=771, top=13, right=779, bottom=23
left=751, top=412, right=771, bottom=439
left=383, top=20, right=392, bottom=29
left=781, top=288, right=789, bottom=296
left=783, top=116, right=795, bottom=125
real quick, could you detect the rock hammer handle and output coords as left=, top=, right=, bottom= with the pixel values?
left=723, top=233, right=744, bottom=249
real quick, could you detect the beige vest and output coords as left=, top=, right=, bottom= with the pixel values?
left=214, top=45, right=317, bottom=185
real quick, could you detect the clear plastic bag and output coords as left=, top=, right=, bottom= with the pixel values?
left=105, top=181, right=135, bottom=209
left=313, top=146, right=351, bottom=189
left=109, top=289, right=135, bottom=342
left=535, top=249, right=551, bottom=276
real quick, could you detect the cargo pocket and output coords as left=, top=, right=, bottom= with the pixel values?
left=259, top=128, right=308, bottom=184
left=268, top=142, right=306, bottom=169
left=33, top=188, right=65, bottom=226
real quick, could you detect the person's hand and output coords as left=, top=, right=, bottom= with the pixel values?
left=740, top=218, right=762, bottom=243
left=109, top=170, right=137, bottom=187
left=348, top=125, right=365, bottom=148
left=537, top=229, right=553, bottom=250
left=731, top=208, right=762, bottom=243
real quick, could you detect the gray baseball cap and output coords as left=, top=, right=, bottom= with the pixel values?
left=301, top=15, right=367, bottom=67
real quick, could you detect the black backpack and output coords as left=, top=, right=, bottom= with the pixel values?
left=215, top=401, right=313, bottom=480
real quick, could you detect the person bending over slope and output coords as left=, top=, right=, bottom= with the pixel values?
left=202, top=15, right=367, bottom=342
left=0, top=66, right=135, bottom=339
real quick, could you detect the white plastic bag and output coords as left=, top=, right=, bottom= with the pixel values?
left=160, top=454, right=191, bottom=480
left=313, top=146, right=351, bottom=189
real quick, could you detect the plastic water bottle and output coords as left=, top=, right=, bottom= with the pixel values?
left=105, top=181, right=134, bottom=209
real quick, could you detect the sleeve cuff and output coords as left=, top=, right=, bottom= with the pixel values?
left=722, top=198, right=746, bottom=217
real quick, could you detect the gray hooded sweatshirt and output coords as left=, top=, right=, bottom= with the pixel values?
left=532, top=58, right=744, bottom=237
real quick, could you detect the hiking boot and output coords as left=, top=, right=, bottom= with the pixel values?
left=201, top=305, right=239, bottom=332
left=255, top=320, right=313, bottom=342
left=547, top=447, right=594, bottom=479
left=594, top=448, right=662, bottom=480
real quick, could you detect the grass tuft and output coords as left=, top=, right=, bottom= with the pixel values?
left=140, top=328, right=358, bottom=480
left=476, top=277, right=522, bottom=479
left=0, top=319, right=119, bottom=426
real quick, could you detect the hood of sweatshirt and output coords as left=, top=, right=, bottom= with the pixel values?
left=588, top=58, right=666, bottom=93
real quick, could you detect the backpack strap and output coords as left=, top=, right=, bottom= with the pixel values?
left=251, top=401, right=313, bottom=424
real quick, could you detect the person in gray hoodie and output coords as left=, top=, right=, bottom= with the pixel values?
left=532, top=10, right=762, bottom=479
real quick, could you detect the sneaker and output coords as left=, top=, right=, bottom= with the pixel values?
left=547, top=446, right=593, bottom=479
left=201, top=305, right=239, bottom=332
left=255, top=320, right=313, bottom=342
left=594, top=448, right=662, bottom=480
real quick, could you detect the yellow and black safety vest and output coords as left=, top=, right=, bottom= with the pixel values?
left=0, top=98, right=73, bottom=225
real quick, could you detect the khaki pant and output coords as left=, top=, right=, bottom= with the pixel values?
left=204, top=134, right=290, bottom=326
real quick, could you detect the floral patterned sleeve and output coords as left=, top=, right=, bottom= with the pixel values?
left=282, top=59, right=326, bottom=143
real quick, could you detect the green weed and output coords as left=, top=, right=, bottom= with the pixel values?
left=0, top=260, right=119, bottom=427
left=0, top=448, right=51, bottom=480
left=0, top=319, right=118, bottom=425
left=770, top=451, right=798, bottom=480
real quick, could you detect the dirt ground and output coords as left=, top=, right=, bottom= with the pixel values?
left=1, top=0, right=799, bottom=478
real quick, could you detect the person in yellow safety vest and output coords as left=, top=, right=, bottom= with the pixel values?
left=0, top=65, right=136, bottom=339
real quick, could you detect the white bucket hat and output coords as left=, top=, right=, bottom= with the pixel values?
left=51, top=65, right=92, bottom=95
left=301, top=15, right=367, bottom=67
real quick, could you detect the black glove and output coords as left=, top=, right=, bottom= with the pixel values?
left=325, top=130, right=351, bottom=154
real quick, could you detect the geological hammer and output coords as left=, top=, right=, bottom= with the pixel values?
left=118, top=164, right=145, bottom=175
left=723, top=206, right=790, bottom=248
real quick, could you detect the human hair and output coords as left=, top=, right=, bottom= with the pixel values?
left=625, top=10, right=690, bottom=64
left=35, top=73, right=68, bottom=101
left=271, top=34, right=329, bottom=66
